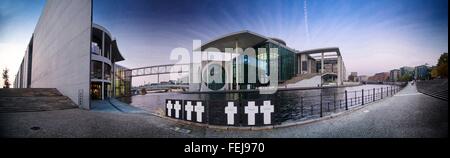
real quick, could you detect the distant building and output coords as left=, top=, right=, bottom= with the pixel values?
left=357, top=75, right=369, bottom=83
left=400, top=66, right=414, bottom=77
left=415, top=65, right=431, bottom=80
left=390, top=69, right=401, bottom=82
left=348, top=72, right=358, bottom=82
left=368, top=72, right=390, bottom=82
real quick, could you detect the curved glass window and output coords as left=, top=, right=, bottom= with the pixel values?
left=104, top=34, right=111, bottom=60
left=91, top=61, right=102, bottom=79
left=104, top=64, right=111, bottom=81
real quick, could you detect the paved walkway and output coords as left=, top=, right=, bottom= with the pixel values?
left=0, top=83, right=447, bottom=138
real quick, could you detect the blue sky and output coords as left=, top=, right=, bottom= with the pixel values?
left=0, top=0, right=448, bottom=86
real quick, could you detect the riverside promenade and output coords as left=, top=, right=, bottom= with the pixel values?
left=0, top=83, right=447, bottom=138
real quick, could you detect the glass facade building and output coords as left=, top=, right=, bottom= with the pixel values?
left=192, top=30, right=346, bottom=92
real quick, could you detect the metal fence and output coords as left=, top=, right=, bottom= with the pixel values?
left=279, top=85, right=405, bottom=121
left=165, top=84, right=407, bottom=126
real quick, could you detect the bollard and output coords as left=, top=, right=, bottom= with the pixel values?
left=300, top=97, right=303, bottom=117
left=345, top=90, right=348, bottom=110
left=362, top=89, right=364, bottom=105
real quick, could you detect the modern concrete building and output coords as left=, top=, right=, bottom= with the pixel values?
left=400, top=66, right=415, bottom=77
left=414, top=65, right=431, bottom=80
left=348, top=72, right=358, bottom=82
left=357, top=75, right=369, bottom=83
left=390, top=69, right=401, bottom=82
left=13, top=0, right=129, bottom=109
left=189, top=30, right=346, bottom=91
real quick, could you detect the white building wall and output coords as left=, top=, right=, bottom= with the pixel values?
left=30, top=0, right=92, bottom=109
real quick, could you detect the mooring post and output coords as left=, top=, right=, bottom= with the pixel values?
left=345, top=90, right=348, bottom=110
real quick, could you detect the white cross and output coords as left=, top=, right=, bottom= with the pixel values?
left=194, top=102, right=204, bottom=122
left=245, top=101, right=258, bottom=125
left=166, top=100, right=173, bottom=117
left=224, top=102, right=237, bottom=125
left=173, top=101, right=181, bottom=118
left=185, top=101, right=194, bottom=120
left=260, top=100, right=274, bottom=124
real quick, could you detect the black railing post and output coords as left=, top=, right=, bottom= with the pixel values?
left=381, top=87, right=383, bottom=99
left=327, top=102, right=330, bottom=112
left=300, top=97, right=303, bottom=117
left=345, top=90, right=348, bottom=110
left=333, top=92, right=336, bottom=111
left=320, top=93, right=323, bottom=117
left=362, top=89, right=364, bottom=105
left=334, top=92, right=336, bottom=110
left=373, top=88, right=375, bottom=102
left=391, top=86, right=393, bottom=96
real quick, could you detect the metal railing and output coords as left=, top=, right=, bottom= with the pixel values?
left=276, top=85, right=405, bottom=121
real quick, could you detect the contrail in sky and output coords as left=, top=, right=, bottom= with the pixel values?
left=304, top=0, right=310, bottom=44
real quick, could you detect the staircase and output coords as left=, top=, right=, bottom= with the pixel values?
left=416, top=79, right=448, bottom=101
left=281, top=73, right=321, bottom=86
left=0, top=88, right=78, bottom=113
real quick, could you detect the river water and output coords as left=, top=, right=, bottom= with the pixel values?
left=125, top=84, right=400, bottom=123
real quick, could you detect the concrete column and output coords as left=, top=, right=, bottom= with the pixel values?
left=102, top=32, right=105, bottom=57
left=337, top=56, right=341, bottom=86
left=235, top=40, right=239, bottom=90
left=321, top=52, right=324, bottom=73
left=101, top=63, right=104, bottom=100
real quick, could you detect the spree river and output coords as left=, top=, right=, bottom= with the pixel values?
left=125, top=84, right=400, bottom=123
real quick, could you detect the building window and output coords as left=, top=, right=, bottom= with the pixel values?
left=302, top=61, right=308, bottom=71
left=92, top=28, right=103, bottom=56
left=91, top=61, right=102, bottom=79
left=90, top=82, right=102, bottom=100
left=104, top=64, right=111, bottom=81
left=91, top=42, right=101, bottom=55
left=104, top=34, right=111, bottom=59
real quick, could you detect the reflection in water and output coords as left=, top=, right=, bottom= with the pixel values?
left=127, top=84, right=399, bottom=122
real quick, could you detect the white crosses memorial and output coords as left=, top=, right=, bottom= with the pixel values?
left=185, top=101, right=194, bottom=121
left=225, top=102, right=237, bottom=125
left=194, top=102, right=204, bottom=122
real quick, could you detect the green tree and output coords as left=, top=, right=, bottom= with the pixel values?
left=435, top=52, right=448, bottom=78
left=399, top=74, right=412, bottom=82
left=2, top=68, right=10, bottom=88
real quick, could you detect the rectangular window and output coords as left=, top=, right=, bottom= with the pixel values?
left=104, top=64, right=111, bottom=81
left=91, top=61, right=102, bottom=79
left=104, top=35, right=112, bottom=59
left=302, top=61, right=308, bottom=71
